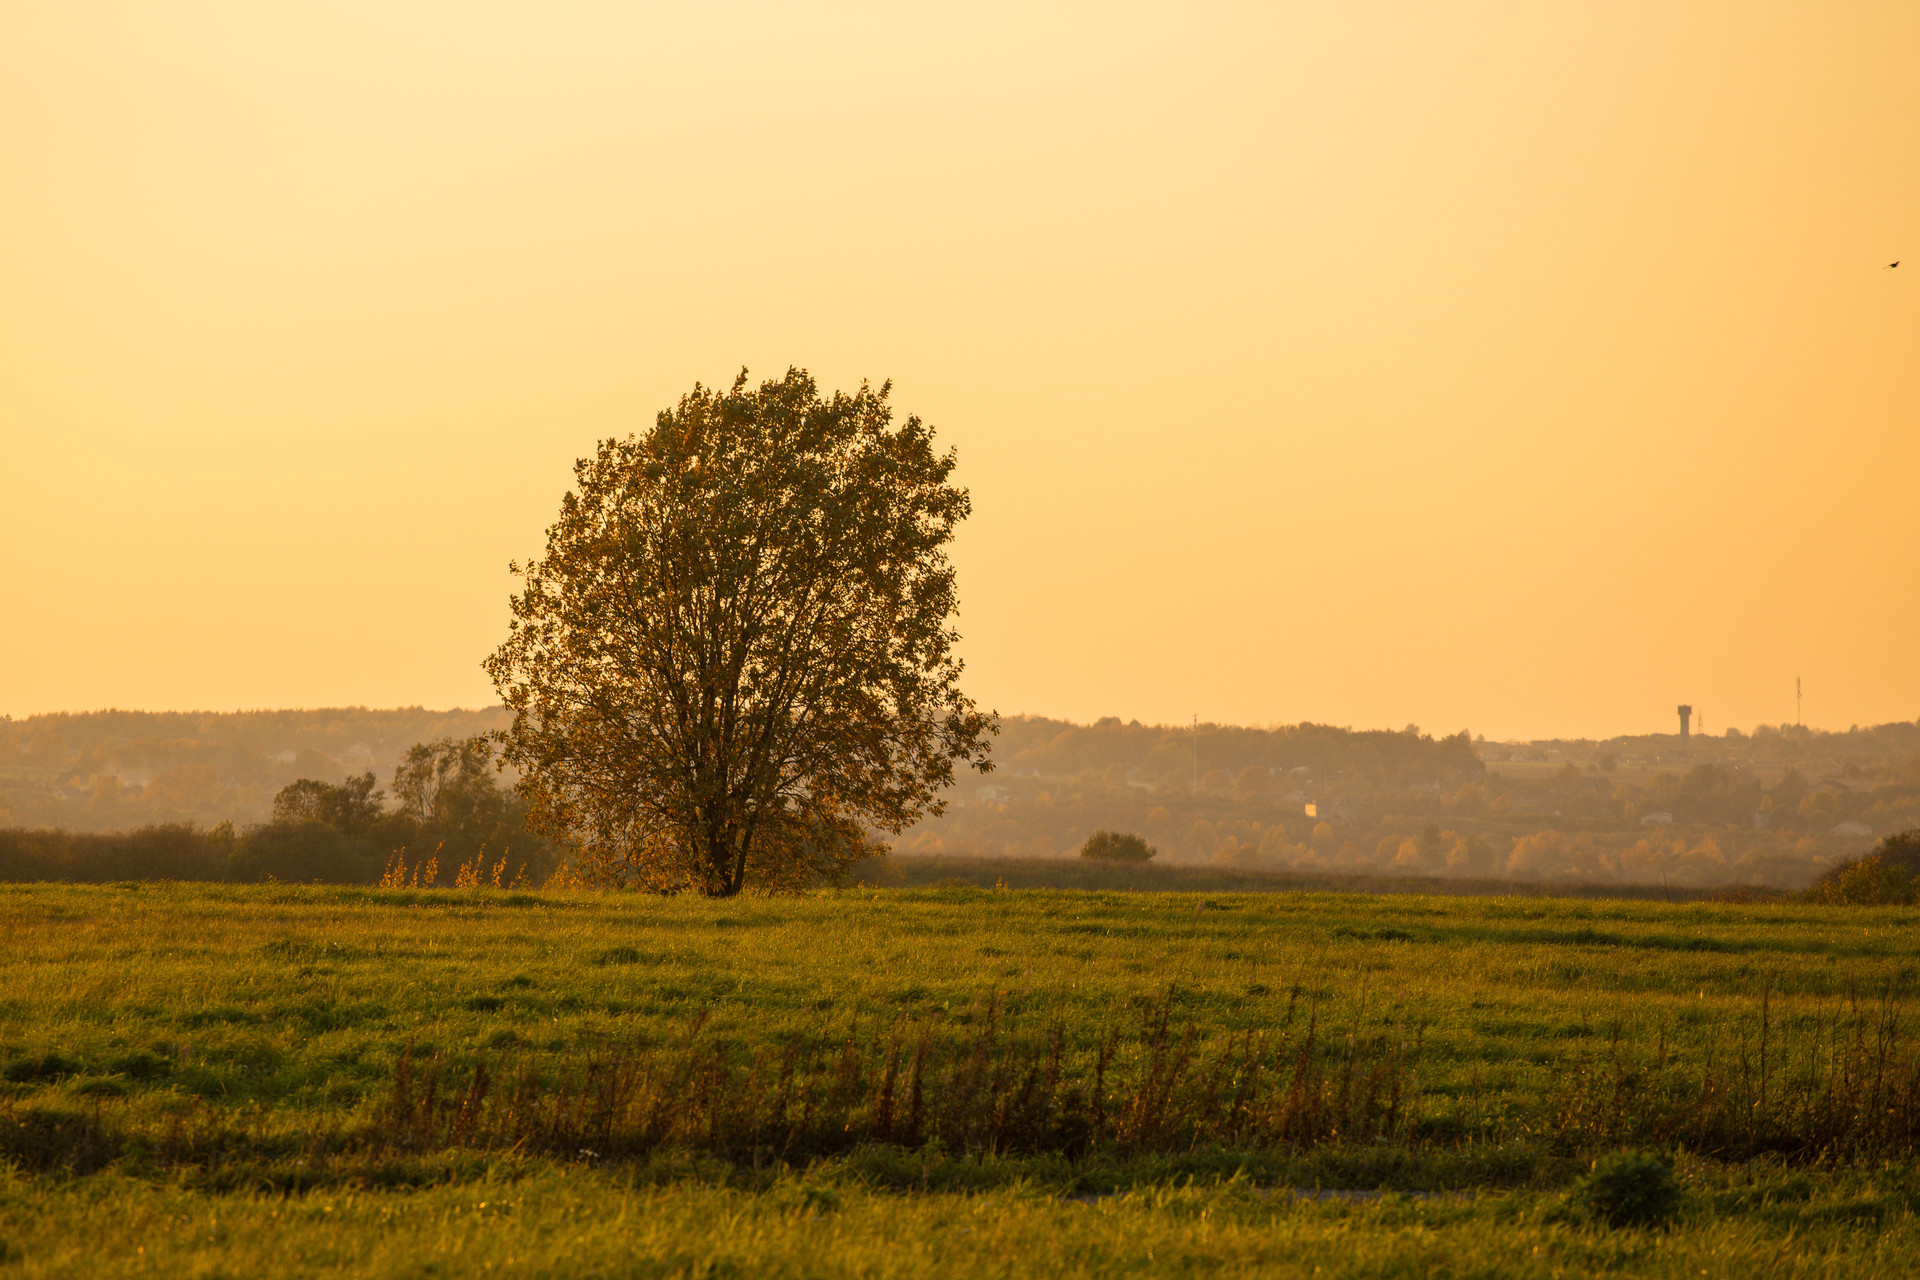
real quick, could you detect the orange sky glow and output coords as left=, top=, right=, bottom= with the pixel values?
left=3, top=2, right=1916, bottom=740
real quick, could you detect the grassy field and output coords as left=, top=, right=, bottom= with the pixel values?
left=3, top=882, right=1919, bottom=1276
left=876, top=853, right=1766, bottom=900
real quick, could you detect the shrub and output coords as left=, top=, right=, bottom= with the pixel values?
left=0, top=824, right=231, bottom=883
left=1803, top=855, right=1913, bottom=905
left=1079, top=830, right=1155, bottom=862
left=231, top=821, right=386, bottom=885
left=1803, top=831, right=1920, bottom=905
left=1569, top=1150, right=1681, bottom=1228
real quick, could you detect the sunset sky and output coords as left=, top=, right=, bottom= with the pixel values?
left=3, top=2, right=1915, bottom=740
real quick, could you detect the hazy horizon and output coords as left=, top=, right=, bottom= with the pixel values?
left=1, top=702, right=1905, bottom=746
left=4, top=3, right=1915, bottom=739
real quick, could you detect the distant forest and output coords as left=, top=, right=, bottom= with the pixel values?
left=0, top=707, right=511, bottom=831
left=897, top=715, right=1920, bottom=890
left=2, top=708, right=1917, bottom=891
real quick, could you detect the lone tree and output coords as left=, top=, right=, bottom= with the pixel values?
left=1079, top=830, right=1156, bottom=863
left=485, top=368, right=995, bottom=895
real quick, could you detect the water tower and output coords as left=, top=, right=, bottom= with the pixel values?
left=1677, top=705, right=1692, bottom=754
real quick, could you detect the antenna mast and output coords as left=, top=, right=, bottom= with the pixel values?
left=1796, top=676, right=1802, bottom=727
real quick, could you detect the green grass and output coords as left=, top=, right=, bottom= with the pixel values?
left=3, top=882, right=1919, bottom=1276
left=5, top=1160, right=1920, bottom=1279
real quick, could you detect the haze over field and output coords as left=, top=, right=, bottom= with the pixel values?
left=3, top=3, right=1917, bottom=737
left=6, top=707, right=1917, bottom=892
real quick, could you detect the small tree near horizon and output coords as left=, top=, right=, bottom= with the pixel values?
left=271, top=773, right=384, bottom=838
left=391, top=736, right=503, bottom=832
left=1080, top=830, right=1155, bottom=862
left=485, top=368, right=996, bottom=896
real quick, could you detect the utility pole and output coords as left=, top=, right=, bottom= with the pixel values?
left=1796, top=677, right=1802, bottom=727
left=1192, top=714, right=1198, bottom=793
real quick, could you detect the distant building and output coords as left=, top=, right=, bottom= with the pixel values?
left=1640, top=811, right=1674, bottom=825
left=1831, top=821, right=1873, bottom=837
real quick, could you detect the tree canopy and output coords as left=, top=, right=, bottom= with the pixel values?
left=485, top=368, right=995, bottom=895
left=270, top=772, right=384, bottom=837
left=1079, top=830, right=1155, bottom=862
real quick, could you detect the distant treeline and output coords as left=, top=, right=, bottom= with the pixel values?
left=0, top=737, right=560, bottom=887
left=9, top=707, right=1920, bottom=893
left=992, top=715, right=1920, bottom=786
left=9, top=706, right=1918, bottom=836
left=902, top=727, right=1920, bottom=888
left=993, top=716, right=1484, bottom=788
left=0, top=823, right=362, bottom=885
left=0, top=706, right=512, bottom=831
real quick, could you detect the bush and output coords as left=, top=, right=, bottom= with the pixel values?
left=1803, top=831, right=1920, bottom=905
left=1079, top=830, right=1155, bottom=862
left=1569, top=1150, right=1681, bottom=1228
left=1803, top=855, right=1914, bottom=906
left=230, top=821, right=386, bottom=885
left=0, top=824, right=232, bottom=883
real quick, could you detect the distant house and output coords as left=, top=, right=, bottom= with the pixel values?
left=1640, top=811, right=1674, bottom=825
left=1830, top=821, right=1873, bottom=838
left=977, top=785, right=1012, bottom=804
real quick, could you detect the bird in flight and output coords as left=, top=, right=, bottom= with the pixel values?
left=1891, top=261, right=1901, bottom=268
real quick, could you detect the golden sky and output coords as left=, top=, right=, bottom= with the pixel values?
left=3, top=2, right=1915, bottom=740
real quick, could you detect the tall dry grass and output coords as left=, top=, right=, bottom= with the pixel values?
left=352, top=984, right=1920, bottom=1167
left=1544, top=982, right=1920, bottom=1160
left=6, top=984, right=1918, bottom=1178
left=370, top=989, right=1421, bottom=1163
